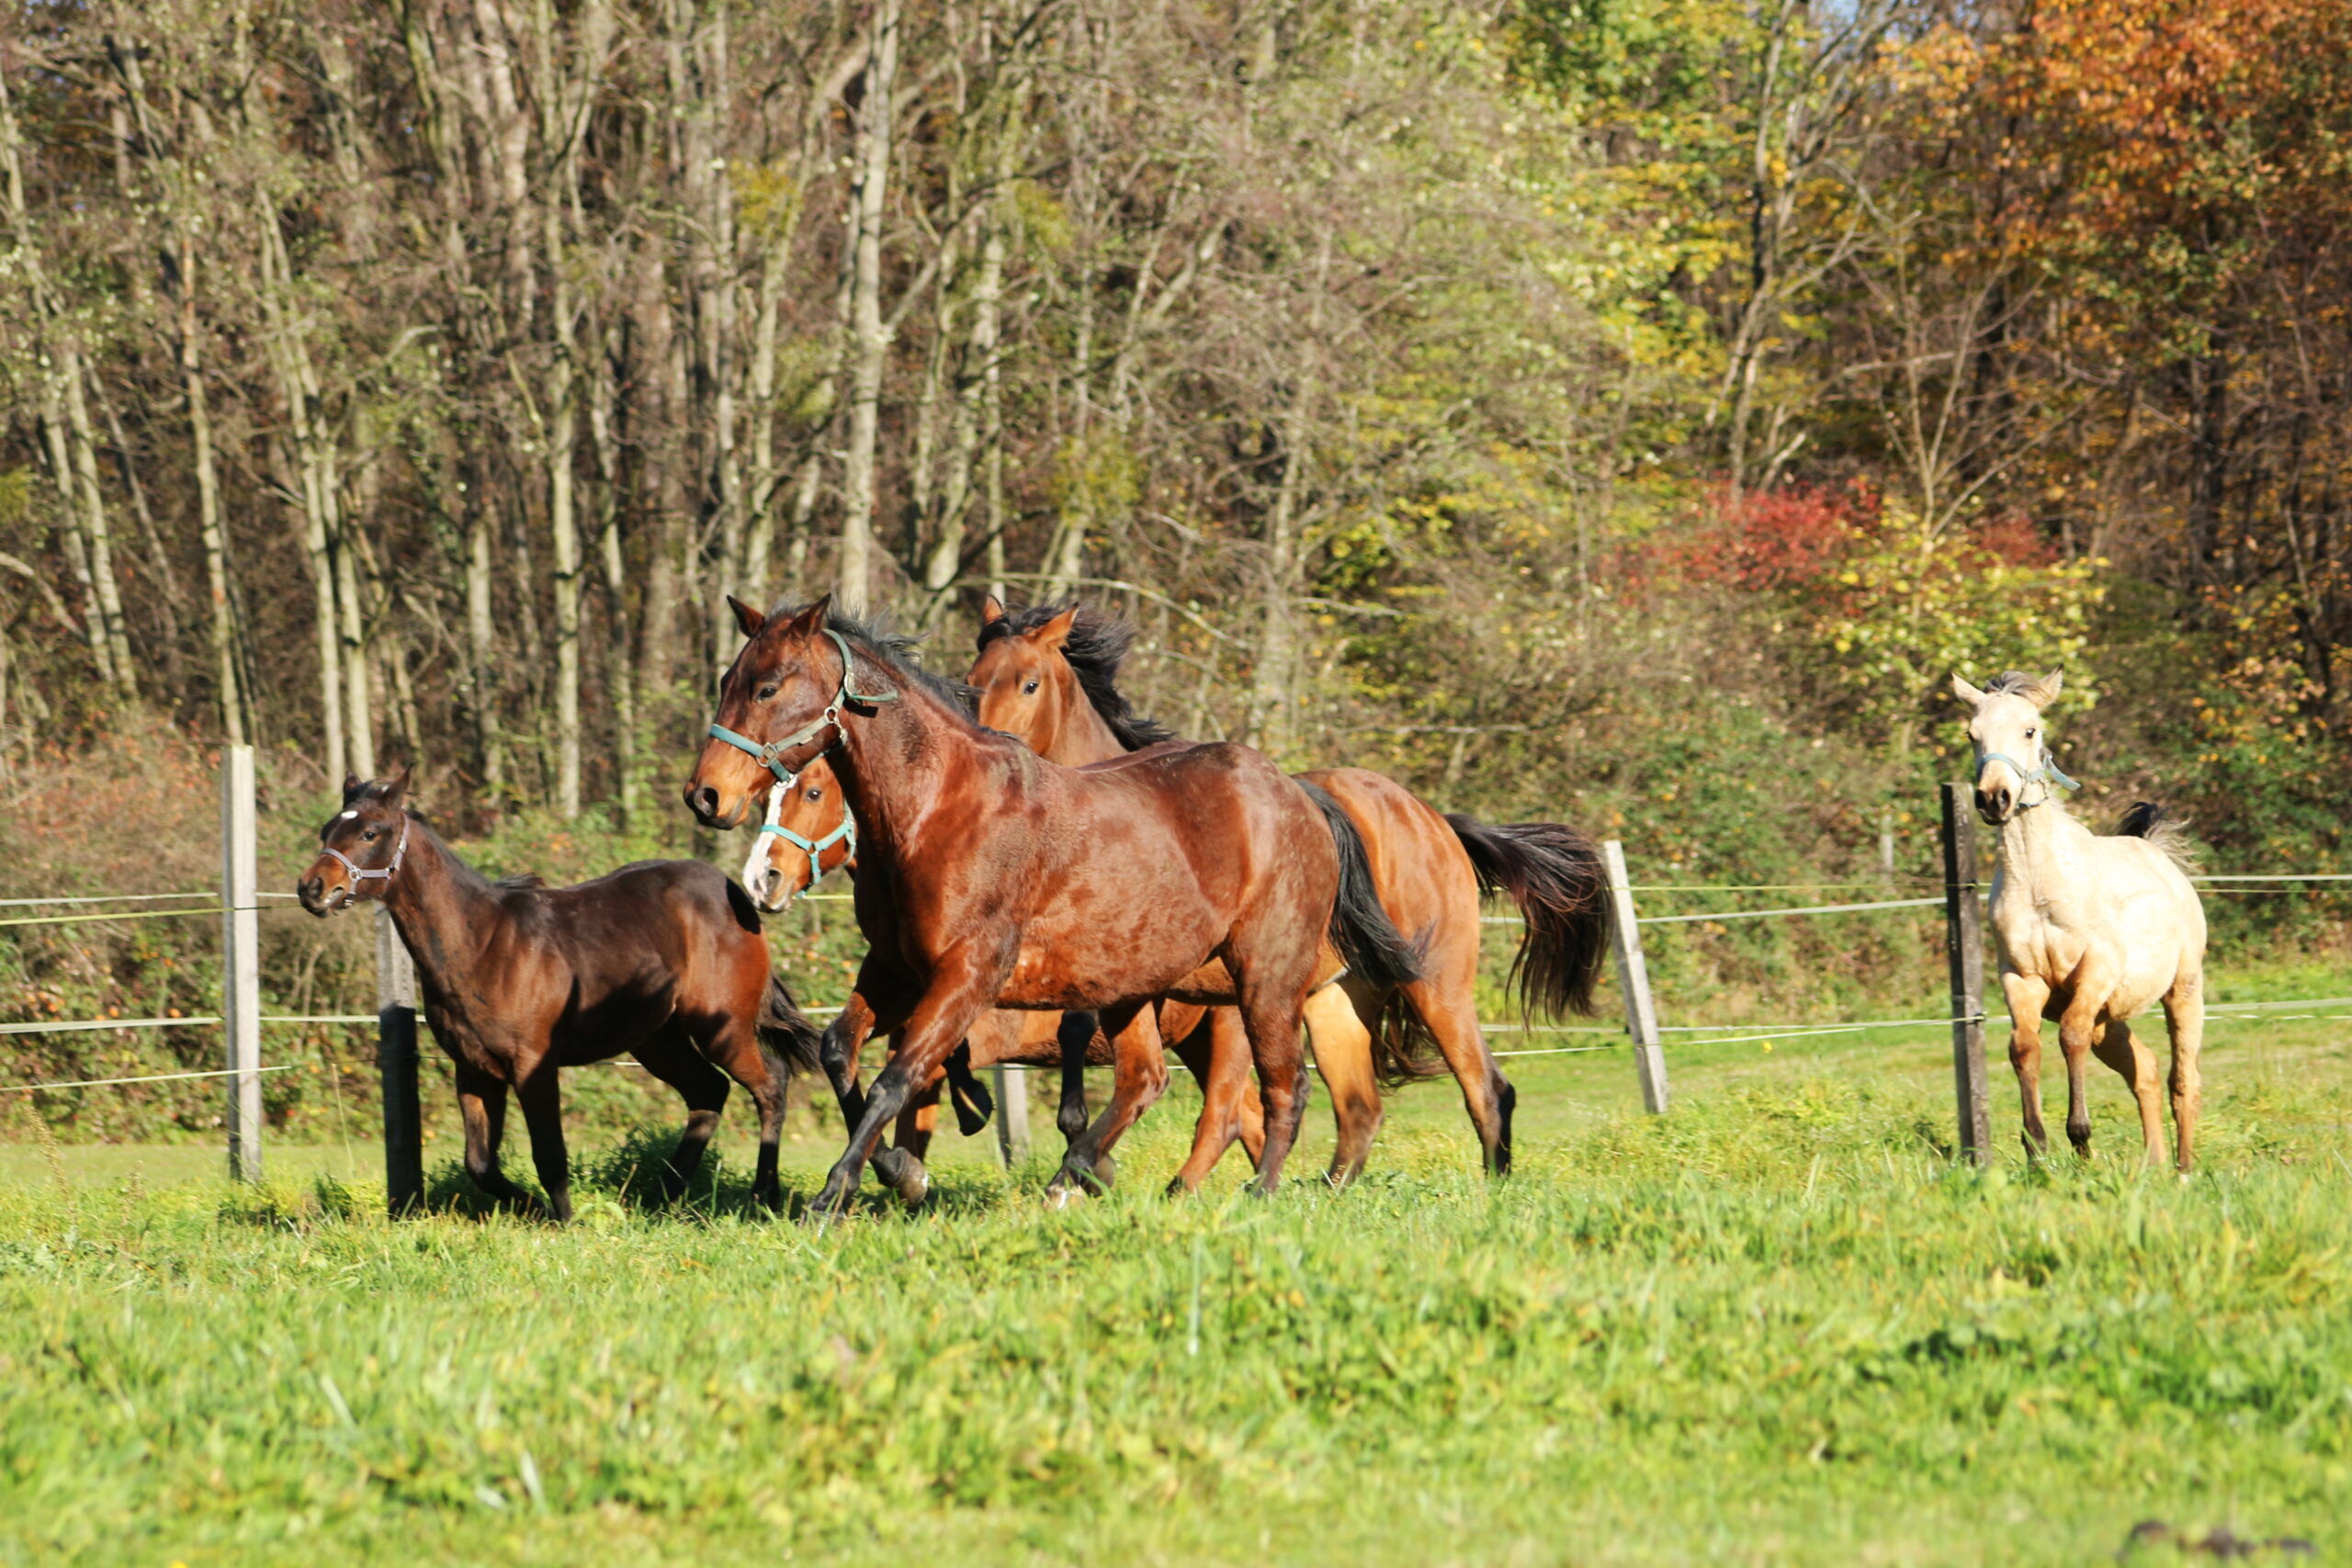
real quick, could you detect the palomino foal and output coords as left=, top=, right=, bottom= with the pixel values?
left=1953, top=671, right=2206, bottom=1170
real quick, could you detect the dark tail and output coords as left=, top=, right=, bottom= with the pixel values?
left=758, top=974, right=824, bottom=1077
left=1444, top=815, right=1612, bottom=1017
left=1299, top=780, right=1424, bottom=994
left=2116, top=801, right=2197, bottom=871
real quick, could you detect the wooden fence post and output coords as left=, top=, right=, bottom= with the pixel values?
left=377, top=907, right=423, bottom=1214
left=220, top=745, right=262, bottom=1181
left=1940, top=784, right=1991, bottom=1164
left=992, top=1063, right=1029, bottom=1168
left=1601, top=840, right=1668, bottom=1114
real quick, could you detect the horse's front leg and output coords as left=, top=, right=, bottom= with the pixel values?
left=818, top=994, right=880, bottom=1133
left=2055, top=962, right=2117, bottom=1159
left=810, top=953, right=1007, bottom=1222
left=1050, top=1001, right=1163, bottom=1200
left=1999, top=970, right=2052, bottom=1160
left=455, top=1062, right=541, bottom=1215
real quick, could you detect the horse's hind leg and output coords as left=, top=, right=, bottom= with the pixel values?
left=1306, top=983, right=1383, bottom=1188
left=2090, top=1017, right=2165, bottom=1167
left=2164, top=968, right=2205, bottom=1172
left=2000, top=971, right=2052, bottom=1159
left=639, top=1039, right=732, bottom=1204
left=1052, top=1002, right=1168, bottom=1199
left=1165, top=1006, right=1264, bottom=1194
left=1400, top=971, right=1514, bottom=1177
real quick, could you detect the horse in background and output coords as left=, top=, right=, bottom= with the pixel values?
left=1953, top=671, right=2207, bottom=1170
left=684, top=597, right=1420, bottom=1214
left=298, top=772, right=821, bottom=1217
left=967, top=598, right=1614, bottom=1182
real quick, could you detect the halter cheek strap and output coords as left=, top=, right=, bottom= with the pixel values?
left=1973, top=744, right=2080, bottom=810
left=760, top=812, right=856, bottom=901
left=322, top=817, right=411, bottom=907
left=708, top=628, right=899, bottom=785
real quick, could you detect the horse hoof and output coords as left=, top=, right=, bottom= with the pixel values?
left=892, top=1156, right=932, bottom=1208
left=1089, top=1154, right=1116, bottom=1190
left=1044, top=1182, right=1088, bottom=1210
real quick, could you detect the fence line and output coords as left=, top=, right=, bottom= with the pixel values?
left=0, top=891, right=219, bottom=908
left=0, top=907, right=216, bottom=931
left=1, top=1063, right=300, bottom=1095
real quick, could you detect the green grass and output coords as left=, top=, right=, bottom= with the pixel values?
left=3, top=1003, right=2349, bottom=1567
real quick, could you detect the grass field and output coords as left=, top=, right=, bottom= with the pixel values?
left=3, top=976, right=2348, bottom=1567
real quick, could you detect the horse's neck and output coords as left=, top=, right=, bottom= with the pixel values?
left=831, top=682, right=979, bottom=853
left=1046, top=684, right=1129, bottom=767
left=1993, top=799, right=2090, bottom=908
left=379, top=824, right=504, bottom=989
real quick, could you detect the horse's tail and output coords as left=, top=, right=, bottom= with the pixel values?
left=2118, top=802, right=2199, bottom=873
left=758, top=973, right=824, bottom=1077
left=1299, top=780, right=1424, bottom=995
left=1444, top=815, right=1613, bottom=1017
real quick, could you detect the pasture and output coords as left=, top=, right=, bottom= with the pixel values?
left=5, top=976, right=2346, bottom=1568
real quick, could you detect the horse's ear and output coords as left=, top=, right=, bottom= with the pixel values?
left=980, top=594, right=1005, bottom=626
left=1036, top=605, right=1080, bottom=653
left=728, top=594, right=767, bottom=639
left=783, top=594, right=831, bottom=639
left=2023, top=669, right=2064, bottom=706
left=377, top=766, right=412, bottom=809
left=1949, top=673, right=1987, bottom=710
left=341, top=773, right=367, bottom=803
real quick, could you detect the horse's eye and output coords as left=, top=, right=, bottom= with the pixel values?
left=756, top=683, right=779, bottom=702
left=1023, top=679, right=1039, bottom=694
left=363, top=828, right=379, bottom=841
left=804, top=787, right=822, bottom=802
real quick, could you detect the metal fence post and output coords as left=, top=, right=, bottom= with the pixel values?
left=992, top=1063, right=1029, bottom=1168
left=1940, top=783, right=1991, bottom=1164
left=1601, top=840, right=1668, bottom=1114
left=377, top=907, right=423, bottom=1214
left=220, top=745, right=262, bottom=1181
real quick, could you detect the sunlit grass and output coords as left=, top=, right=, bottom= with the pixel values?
left=2, top=1001, right=2347, bottom=1566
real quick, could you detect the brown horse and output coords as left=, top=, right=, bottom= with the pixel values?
left=297, top=772, right=821, bottom=1219
left=967, top=599, right=1614, bottom=1181
left=740, top=761, right=1264, bottom=1198
left=683, top=597, right=1419, bottom=1215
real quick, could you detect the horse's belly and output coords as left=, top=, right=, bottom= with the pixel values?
left=996, top=903, right=1225, bottom=1010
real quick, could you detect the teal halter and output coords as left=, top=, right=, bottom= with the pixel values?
left=1973, top=743, right=2079, bottom=810
left=760, top=810, right=856, bottom=901
left=708, top=627, right=899, bottom=785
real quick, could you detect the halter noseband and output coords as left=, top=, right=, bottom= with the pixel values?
left=1973, top=743, right=2079, bottom=811
left=322, top=815, right=411, bottom=908
left=708, top=627, right=899, bottom=787
left=756, top=782, right=856, bottom=902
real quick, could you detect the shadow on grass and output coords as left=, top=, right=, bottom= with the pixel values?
left=408, top=1126, right=1038, bottom=1225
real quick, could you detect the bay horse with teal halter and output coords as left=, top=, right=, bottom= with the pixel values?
left=684, top=597, right=1421, bottom=1215
left=1952, top=670, right=2207, bottom=1170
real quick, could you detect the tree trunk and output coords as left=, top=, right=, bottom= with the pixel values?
left=59, top=346, right=139, bottom=697
left=837, top=0, right=900, bottom=615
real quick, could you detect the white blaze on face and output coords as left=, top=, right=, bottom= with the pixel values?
left=337, top=810, right=357, bottom=821
left=740, top=783, right=787, bottom=908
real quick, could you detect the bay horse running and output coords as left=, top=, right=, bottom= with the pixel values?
left=741, top=762, right=1263, bottom=1200
left=297, top=772, right=821, bottom=1218
left=967, top=599, right=1615, bottom=1182
left=1953, top=670, right=2207, bottom=1169
left=684, top=596, right=1420, bottom=1216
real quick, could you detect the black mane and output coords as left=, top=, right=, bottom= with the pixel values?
left=976, top=601, right=1179, bottom=752
left=769, top=600, right=979, bottom=718
left=1982, top=671, right=2040, bottom=695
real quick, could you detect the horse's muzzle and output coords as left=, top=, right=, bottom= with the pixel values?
left=1974, top=784, right=2015, bottom=825
left=296, top=874, right=343, bottom=918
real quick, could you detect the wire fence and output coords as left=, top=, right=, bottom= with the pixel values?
left=6, top=756, right=2348, bottom=1189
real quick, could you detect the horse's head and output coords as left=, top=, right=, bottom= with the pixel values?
left=967, top=596, right=1083, bottom=753
left=1951, top=669, right=2065, bottom=823
left=298, top=770, right=413, bottom=916
left=739, top=756, right=857, bottom=912
left=686, top=595, right=865, bottom=829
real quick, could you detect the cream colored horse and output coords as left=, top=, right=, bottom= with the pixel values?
left=1951, top=670, right=2207, bottom=1170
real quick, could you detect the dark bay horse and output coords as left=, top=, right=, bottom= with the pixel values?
left=298, top=773, right=821, bottom=1218
left=683, top=597, right=1419, bottom=1214
left=741, top=761, right=1262, bottom=1198
left=968, top=598, right=1614, bottom=1180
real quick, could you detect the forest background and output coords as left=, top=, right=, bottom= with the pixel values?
left=2, top=0, right=2346, bottom=1140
